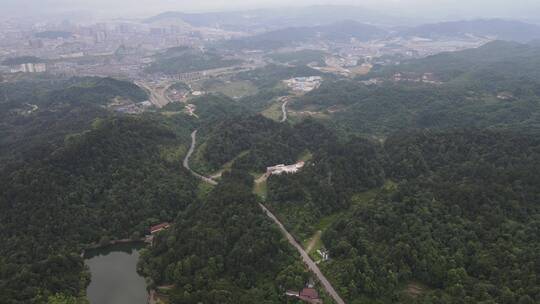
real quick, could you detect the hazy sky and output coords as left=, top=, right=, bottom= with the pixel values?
left=3, top=0, right=540, bottom=21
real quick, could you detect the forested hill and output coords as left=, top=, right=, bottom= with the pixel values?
left=222, top=20, right=387, bottom=50
left=400, top=19, right=540, bottom=42
left=0, top=76, right=148, bottom=167
left=146, top=47, right=242, bottom=75
left=375, top=40, right=540, bottom=83
left=268, top=129, right=540, bottom=303
left=289, top=41, right=540, bottom=136
left=138, top=170, right=309, bottom=303
left=0, top=117, right=198, bottom=303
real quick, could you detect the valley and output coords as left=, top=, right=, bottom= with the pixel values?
left=1, top=5, right=540, bottom=304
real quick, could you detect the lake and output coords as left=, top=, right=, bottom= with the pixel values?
left=85, top=243, right=148, bottom=304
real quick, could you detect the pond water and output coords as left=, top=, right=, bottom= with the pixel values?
left=85, top=243, right=148, bottom=304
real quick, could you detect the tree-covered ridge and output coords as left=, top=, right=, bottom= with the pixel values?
left=0, top=117, right=198, bottom=303
left=0, top=77, right=148, bottom=167
left=375, top=40, right=540, bottom=85
left=267, top=132, right=386, bottom=240
left=270, top=129, right=540, bottom=303
left=138, top=170, right=310, bottom=304
left=236, top=64, right=323, bottom=89
left=293, top=76, right=540, bottom=136
left=267, top=50, right=328, bottom=67
left=146, top=47, right=242, bottom=74
left=284, top=41, right=540, bottom=136
left=197, top=115, right=307, bottom=173
left=47, top=77, right=148, bottom=105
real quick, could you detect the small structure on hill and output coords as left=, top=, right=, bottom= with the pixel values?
left=150, top=223, right=171, bottom=234
left=317, top=249, right=330, bottom=262
left=286, top=288, right=323, bottom=304
left=267, top=161, right=305, bottom=176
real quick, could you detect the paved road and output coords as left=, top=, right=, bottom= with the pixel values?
left=259, top=203, right=346, bottom=304
left=183, top=131, right=345, bottom=304
left=183, top=130, right=218, bottom=185
left=280, top=98, right=290, bottom=123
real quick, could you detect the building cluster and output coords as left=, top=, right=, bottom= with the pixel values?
left=150, top=223, right=171, bottom=234
left=316, top=249, right=330, bottom=262
left=267, top=161, right=305, bottom=176
left=284, top=77, right=322, bottom=92
left=9, top=62, right=46, bottom=73
left=392, top=72, right=442, bottom=85
left=0, top=17, right=243, bottom=79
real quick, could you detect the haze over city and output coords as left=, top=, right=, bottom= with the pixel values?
left=3, top=0, right=540, bottom=21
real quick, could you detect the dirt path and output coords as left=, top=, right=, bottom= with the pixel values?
left=281, top=98, right=290, bottom=122
left=305, top=230, right=322, bottom=253
left=183, top=130, right=218, bottom=185
left=259, top=204, right=346, bottom=304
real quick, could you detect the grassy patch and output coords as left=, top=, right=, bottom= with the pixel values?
left=211, top=80, right=258, bottom=99
left=261, top=101, right=284, bottom=122
left=298, top=150, right=313, bottom=162
left=160, top=145, right=187, bottom=163
left=197, top=181, right=215, bottom=201
left=253, top=177, right=268, bottom=200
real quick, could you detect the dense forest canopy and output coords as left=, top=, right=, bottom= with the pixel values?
left=289, top=41, right=540, bottom=136
left=0, top=116, right=198, bottom=303
left=138, top=170, right=310, bottom=304
left=0, top=76, right=148, bottom=167
left=267, top=129, right=540, bottom=303
left=1, top=32, right=540, bottom=304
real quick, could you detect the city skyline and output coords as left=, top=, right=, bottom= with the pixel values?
left=2, top=0, right=540, bottom=21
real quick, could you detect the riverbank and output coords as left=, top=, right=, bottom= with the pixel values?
left=81, top=238, right=148, bottom=258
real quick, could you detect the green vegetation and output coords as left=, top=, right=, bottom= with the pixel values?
left=237, top=64, right=323, bottom=89
left=223, top=20, right=387, bottom=50
left=267, top=132, right=386, bottom=241
left=146, top=47, right=242, bottom=74
left=3, top=34, right=540, bottom=304
left=266, top=127, right=540, bottom=303
left=197, top=115, right=320, bottom=173
left=199, top=79, right=258, bottom=99
left=261, top=100, right=284, bottom=121
left=0, top=76, right=148, bottom=167
left=138, top=170, right=311, bottom=304
left=0, top=76, right=200, bottom=304
left=267, top=50, right=328, bottom=66
left=0, top=117, right=198, bottom=303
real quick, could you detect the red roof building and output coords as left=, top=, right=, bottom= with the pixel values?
left=150, top=223, right=170, bottom=234
left=300, top=288, right=320, bottom=300
left=286, top=288, right=322, bottom=304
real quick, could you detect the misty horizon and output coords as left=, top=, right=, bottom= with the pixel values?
left=2, top=0, right=540, bottom=23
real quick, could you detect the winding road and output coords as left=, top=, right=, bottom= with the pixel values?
left=281, top=98, right=290, bottom=122
left=182, top=130, right=346, bottom=303
left=259, top=203, right=346, bottom=304
left=183, top=130, right=218, bottom=185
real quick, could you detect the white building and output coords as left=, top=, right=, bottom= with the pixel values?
left=267, top=161, right=305, bottom=176
left=10, top=63, right=46, bottom=73
left=284, top=76, right=322, bottom=93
